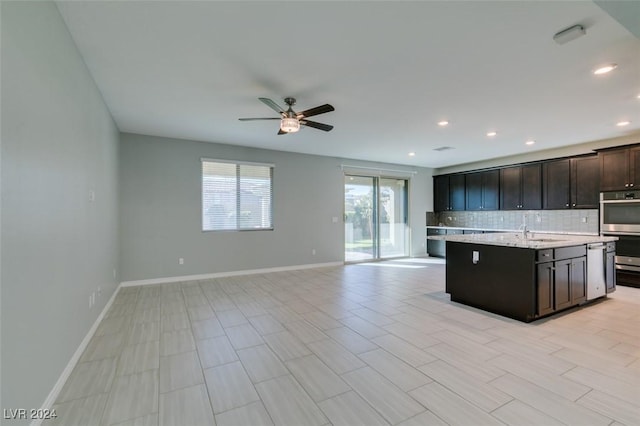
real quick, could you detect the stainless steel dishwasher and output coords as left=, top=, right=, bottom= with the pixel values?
left=587, top=243, right=606, bottom=300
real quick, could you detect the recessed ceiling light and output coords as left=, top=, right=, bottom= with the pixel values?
left=593, top=64, right=617, bottom=75
left=437, top=120, right=449, bottom=127
left=525, top=140, right=535, bottom=145
left=616, top=121, right=630, bottom=127
left=408, top=152, right=416, bottom=157
left=486, top=131, right=497, bottom=137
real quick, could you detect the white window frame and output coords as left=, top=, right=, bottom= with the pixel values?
left=201, top=158, right=274, bottom=232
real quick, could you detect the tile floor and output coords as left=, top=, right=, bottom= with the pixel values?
left=47, top=258, right=640, bottom=425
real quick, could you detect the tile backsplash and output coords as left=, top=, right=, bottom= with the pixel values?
left=430, top=209, right=599, bottom=234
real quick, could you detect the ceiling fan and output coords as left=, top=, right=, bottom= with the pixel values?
left=239, top=97, right=334, bottom=134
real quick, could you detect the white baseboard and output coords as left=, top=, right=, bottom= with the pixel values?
left=120, top=261, right=344, bottom=287
left=30, top=284, right=122, bottom=426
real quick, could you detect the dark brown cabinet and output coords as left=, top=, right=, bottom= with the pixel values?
left=554, top=257, right=587, bottom=310
left=543, top=159, right=571, bottom=209
left=606, top=242, right=616, bottom=293
left=543, top=155, right=599, bottom=209
left=599, top=145, right=640, bottom=191
left=500, top=164, right=542, bottom=210
left=571, top=156, right=600, bottom=208
left=536, top=245, right=587, bottom=316
left=465, top=170, right=499, bottom=211
left=434, top=174, right=465, bottom=211
left=537, top=261, right=554, bottom=316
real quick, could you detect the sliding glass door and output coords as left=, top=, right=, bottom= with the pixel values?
left=344, top=176, right=377, bottom=262
left=344, top=175, right=408, bottom=262
left=379, top=178, right=408, bottom=258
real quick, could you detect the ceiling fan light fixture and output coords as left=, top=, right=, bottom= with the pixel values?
left=593, top=64, right=617, bottom=75
left=280, top=117, right=300, bottom=133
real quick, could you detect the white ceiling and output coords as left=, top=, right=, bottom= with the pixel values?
left=56, top=1, right=640, bottom=169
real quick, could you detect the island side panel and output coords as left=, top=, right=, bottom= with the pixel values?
left=445, top=241, right=537, bottom=322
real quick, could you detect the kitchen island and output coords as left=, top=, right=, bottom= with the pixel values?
left=428, top=232, right=617, bottom=322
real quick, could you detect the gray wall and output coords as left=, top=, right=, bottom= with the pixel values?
left=1, top=1, right=120, bottom=420
left=120, top=133, right=433, bottom=282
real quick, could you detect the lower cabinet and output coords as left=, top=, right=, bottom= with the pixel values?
left=605, top=243, right=616, bottom=293
left=427, top=228, right=463, bottom=258
left=536, top=246, right=587, bottom=316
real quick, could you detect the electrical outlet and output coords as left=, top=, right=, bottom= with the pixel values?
left=582, top=217, right=587, bottom=223
left=179, top=258, right=184, bottom=265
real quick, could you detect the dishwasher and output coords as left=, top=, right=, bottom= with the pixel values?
left=587, top=243, right=606, bottom=300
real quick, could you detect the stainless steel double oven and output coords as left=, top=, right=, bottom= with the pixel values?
left=600, top=190, right=640, bottom=287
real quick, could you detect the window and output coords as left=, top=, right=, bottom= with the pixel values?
left=202, top=159, right=273, bottom=231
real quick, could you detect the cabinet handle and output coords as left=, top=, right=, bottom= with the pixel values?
left=625, top=183, right=630, bottom=187
left=565, top=203, right=569, bottom=207
left=631, top=183, right=635, bottom=187
left=573, top=203, right=576, bottom=207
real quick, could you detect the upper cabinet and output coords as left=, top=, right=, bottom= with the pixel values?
left=465, top=170, right=499, bottom=211
left=434, top=174, right=465, bottom=211
left=543, top=155, right=599, bottom=209
left=500, top=164, right=541, bottom=210
left=571, top=155, right=599, bottom=208
left=543, top=159, right=571, bottom=209
left=599, top=145, right=640, bottom=191
left=433, top=151, right=607, bottom=212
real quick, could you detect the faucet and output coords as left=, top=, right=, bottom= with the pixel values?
left=519, top=214, right=530, bottom=239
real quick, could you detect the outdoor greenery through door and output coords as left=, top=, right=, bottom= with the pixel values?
left=344, top=175, right=408, bottom=262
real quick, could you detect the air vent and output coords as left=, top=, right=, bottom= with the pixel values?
left=433, top=146, right=454, bottom=152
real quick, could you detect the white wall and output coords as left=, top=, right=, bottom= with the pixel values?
left=119, top=133, right=433, bottom=282
left=1, top=1, right=120, bottom=420
left=435, top=132, right=640, bottom=175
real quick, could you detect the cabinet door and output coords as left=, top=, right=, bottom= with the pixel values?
left=500, top=166, right=521, bottom=210
left=465, top=172, right=483, bottom=211
left=605, top=251, right=616, bottom=293
left=537, top=262, right=554, bottom=316
left=570, top=257, right=587, bottom=304
left=543, top=159, right=571, bottom=209
left=600, top=149, right=629, bottom=191
left=554, top=259, right=572, bottom=310
left=434, top=176, right=450, bottom=211
left=450, top=174, right=466, bottom=211
left=571, top=156, right=600, bottom=208
left=630, top=146, right=640, bottom=188
left=521, top=164, right=542, bottom=210
left=482, top=170, right=500, bottom=210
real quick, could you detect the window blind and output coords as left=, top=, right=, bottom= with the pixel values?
left=202, top=159, right=273, bottom=231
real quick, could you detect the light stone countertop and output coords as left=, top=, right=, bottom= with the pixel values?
left=425, top=225, right=599, bottom=236
left=427, top=232, right=617, bottom=249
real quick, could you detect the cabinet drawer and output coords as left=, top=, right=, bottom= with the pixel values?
left=537, top=249, right=553, bottom=261
left=555, top=245, right=586, bottom=260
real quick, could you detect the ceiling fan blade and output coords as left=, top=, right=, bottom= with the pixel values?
left=239, top=117, right=280, bottom=121
left=300, top=120, right=333, bottom=132
left=298, top=104, right=334, bottom=119
left=277, top=129, right=288, bottom=135
left=259, top=97, right=286, bottom=115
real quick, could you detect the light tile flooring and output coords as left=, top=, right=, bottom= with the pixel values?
left=47, top=258, right=640, bottom=425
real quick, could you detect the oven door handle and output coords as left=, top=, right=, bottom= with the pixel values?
left=600, top=231, right=640, bottom=236
left=616, top=264, right=640, bottom=272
